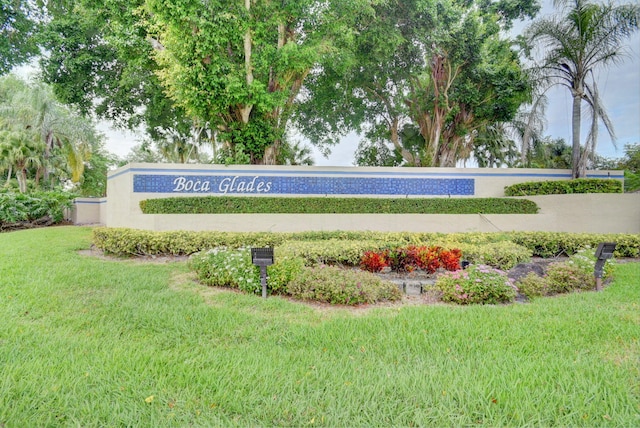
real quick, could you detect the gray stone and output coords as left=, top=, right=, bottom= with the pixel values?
left=507, top=263, right=546, bottom=283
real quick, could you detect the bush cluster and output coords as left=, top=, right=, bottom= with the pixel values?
left=504, top=178, right=622, bottom=196
left=359, top=246, right=461, bottom=273
left=188, top=247, right=400, bottom=305
left=515, top=248, right=616, bottom=299
left=140, top=196, right=539, bottom=214
left=509, top=232, right=639, bottom=258
left=92, top=228, right=288, bottom=256
left=188, top=247, right=261, bottom=294
left=277, top=240, right=385, bottom=266
left=286, top=265, right=402, bottom=305
left=0, top=191, right=75, bottom=228
left=435, top=264, right=517, bottom=305
left=163, top=236, right=620, bottom=306
left=516, top=247, right=615, bottom=299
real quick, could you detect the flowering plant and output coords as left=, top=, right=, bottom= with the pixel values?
left=568, top=247, right=616, bottom=280
left=435, top=264, right=517, bottom=305
left=188, top=247, right=261, bottom=294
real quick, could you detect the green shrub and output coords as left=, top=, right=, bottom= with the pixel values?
left=515, top=248, right=616, bottom=297
left=188, top=247, right=261, bottom=294
left=92, top=228, right=287, bottom=256
left=515, top=273, right=549, bottom=299
left=266, top=255, right=306, bottom=295
left=277, top=240, right=383, bottom=266
left=509, top=232, right=639, bottom=258
left=0, top=190, right=75, bottom=227
left=140, top=196, right=539, bottom=214
left=504, top=178, right=622, bottom=196
left=286, top=265, right=402, bottom=305
left=435, top=264, right=517, bottom=305
left=545, top=262, right=595, bottom=294
left=453, top=241, right=532, bottom=270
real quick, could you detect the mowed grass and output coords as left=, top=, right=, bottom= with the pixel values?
left=0, top=227, right=638, bottom=427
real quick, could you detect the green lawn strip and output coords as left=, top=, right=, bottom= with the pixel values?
left=0, top=227, right=638, bottom=426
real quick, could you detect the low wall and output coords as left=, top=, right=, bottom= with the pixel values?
left=72, top=198, right=107, bottom=225
left=77, top=163, right=636, bottom=233
left=112, top=194, right=639, bottom=233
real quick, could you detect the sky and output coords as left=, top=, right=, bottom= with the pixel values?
left=73, top=1, right=640, bottom=166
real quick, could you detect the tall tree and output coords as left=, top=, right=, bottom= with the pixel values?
left=525, top=0, right=640, bottom=178
left=145, top=0, right=366, bottom=164
left=0, top=130, right=42, bottom=192
left=40, top=0, right=206, bottom=160
left=297, top=0, right=538, bottom=167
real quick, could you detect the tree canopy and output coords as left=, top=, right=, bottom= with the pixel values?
left=0, top=0, right=41, bottom=75
left=297, top=0, right=539, bottom=167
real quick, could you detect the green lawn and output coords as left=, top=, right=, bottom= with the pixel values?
left=1, top=227, right=638, bottom=427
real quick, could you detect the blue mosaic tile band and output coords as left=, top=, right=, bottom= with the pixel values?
left=133, top=174, right=474, bottom=196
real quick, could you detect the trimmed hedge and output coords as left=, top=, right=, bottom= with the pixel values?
left=140, top=196, right=539, bottom=214
left=504, top=178, right=622, bottom=196
left=509, top=232, right=639, bottom=258
left=92, top=228, right=640, bottom=260
left=92, top=228, right=289, bottom=256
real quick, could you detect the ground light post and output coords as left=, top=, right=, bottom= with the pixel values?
left=594, top=242, right=616, bottom=291
left=251, top=247, right=274, bottom=298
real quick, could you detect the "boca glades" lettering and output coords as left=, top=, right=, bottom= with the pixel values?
left=172, top=175, right=272, bottom=194
left=219, top=176, right=272, bottom=193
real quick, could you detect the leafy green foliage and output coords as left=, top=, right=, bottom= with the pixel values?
left=92, top=227, right=287, bottom=256
left=510, top=232, right=639, bottom=258
left=544, top=262, right=596, bottom=294
left=0, top=75, right=104, bottom=191
left=278, top=240, right=384, bottom=267
left=0, top=190, right=75, bottom=227
left=515, top=273, right=549, bottom=299
left=435, top=264, right=518, bottom=305
left=504, top=178, right=623, bottom=195
left=0, top=0, right=41, bottom=74
left=298, top=0, right=537, bottom=167
left=265, top=255, right=306, bottom=295
left=140, top=196, right=540, bottom=214
left=455, top=241, right=533, bottom=271
left=617, top=143, right=640, bottom=192
left=286, top=265, right=402, bottom=305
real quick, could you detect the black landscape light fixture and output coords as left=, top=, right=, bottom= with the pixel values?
left=251, top=247, right=274, bottom=298
left=594, top=242, right=616, bottom=291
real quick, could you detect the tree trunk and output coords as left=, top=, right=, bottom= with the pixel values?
left=571, top=93, right=583, bottom=178
left=389, top=118, right=416, bottom=165
left=241, top=0, right=253, bottom=123
left=18, top=168, right=27, bottom=193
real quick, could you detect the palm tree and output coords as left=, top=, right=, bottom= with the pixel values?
left=0, top=131, right=42, bottom=193
left=0, top=76, right=101, bottom=187
left=525, top=0, right=640, bottom=178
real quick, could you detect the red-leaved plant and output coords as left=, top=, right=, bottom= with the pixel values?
left=359, top=250, right=387, bottom=272
left=359, top=246, right=462, bottom=273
